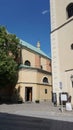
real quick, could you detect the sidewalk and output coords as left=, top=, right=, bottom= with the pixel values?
left=0, top=101, right=73, bottom=122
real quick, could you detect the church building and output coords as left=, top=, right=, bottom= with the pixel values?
left=50, top=0, right=73, bottom=105
left=16, top=40, right=52, bottom=102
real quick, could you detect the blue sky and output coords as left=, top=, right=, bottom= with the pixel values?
left=0, top=0, right=51, bottom=57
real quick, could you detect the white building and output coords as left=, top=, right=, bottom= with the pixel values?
left=50, top=0, right=73, bottom=105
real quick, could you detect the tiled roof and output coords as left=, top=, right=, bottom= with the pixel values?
left=20, top=39, right=51, bottom=59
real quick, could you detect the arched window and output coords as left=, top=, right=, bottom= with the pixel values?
left=43, top=77, right=48, bottom=83
left=24, top=60, right=31, bottom=66
left=66, top=3, right=73, bottom=18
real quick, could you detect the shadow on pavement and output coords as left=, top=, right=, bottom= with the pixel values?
left=0, top=112, right=73, bottom=130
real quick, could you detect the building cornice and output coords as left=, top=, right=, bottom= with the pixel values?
left=19, top=65, right=52, bottom=75
left=51, top=18, right=73, bottom=33
left=17, top=82, right=52, bottom=86
left=65, top=69, right=73, bottom=72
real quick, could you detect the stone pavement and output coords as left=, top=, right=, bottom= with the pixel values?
left=0, top=101, right=73, bottom=122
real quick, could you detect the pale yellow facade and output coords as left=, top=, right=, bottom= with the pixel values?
left=50, top=0, right=73, bottom=105
left=16, top=41, right=52, bottom=102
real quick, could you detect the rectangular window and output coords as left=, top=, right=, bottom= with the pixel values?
left=45, top=89, right=47, bottom=94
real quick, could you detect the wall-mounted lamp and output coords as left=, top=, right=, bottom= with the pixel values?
left=70, top=75, right=73, bottom=87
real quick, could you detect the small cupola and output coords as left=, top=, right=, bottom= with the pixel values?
left=36, top=41, right=40, bottom=49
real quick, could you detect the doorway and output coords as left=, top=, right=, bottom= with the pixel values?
left=25, top=87, right=32, bottom=102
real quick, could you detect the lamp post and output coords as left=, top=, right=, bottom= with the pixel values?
left=70, top=75, right=73, bottom=87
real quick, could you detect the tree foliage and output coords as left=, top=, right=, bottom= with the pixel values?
left=0, top=26, right=20, bottom=88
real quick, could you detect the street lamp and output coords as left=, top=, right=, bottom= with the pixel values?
left=70, top=75, right=73, bottom=87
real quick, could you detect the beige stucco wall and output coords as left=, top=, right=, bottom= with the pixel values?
left=57, top=21, right=73, bottom=94
left=18, top=69, right=37, bottom=83
left=16, top=83, right=37, bottom=102
left=37, top=71, right=52, bottom=85
left=41, top=57, right=47, bottom=70
left=40, top=85, right=52, bottom=101
left=50, top=0, right=73, bottom=30
left=58, top=21, right=73, bottom=71
left=22, top=49, right=35, bottom=67
left=55, top=0, right=73, bottom=27
left=50, top=0, right=73, bottom=104
left=22, top=48, right=51, bottom=72
left=15, top=45, right=52, bottom=103
left=16, top=83, right=52, bottom=102
left=16, top=69, right=52, bottom=102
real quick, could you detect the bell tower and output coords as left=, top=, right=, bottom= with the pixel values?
left=50, top=0, right=73, bottom=105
